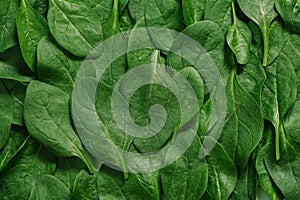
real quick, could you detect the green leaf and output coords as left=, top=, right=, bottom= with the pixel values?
left=27, top=0, right=48, bottom=17
left=48, top=0, right=103, bottom=57
left=161, top=136, right=208, bottom=200
left=230, top=159, right=257, bottom=200
left=227, top=2, right=252, bottom=65
left=128, top=0, right=147, bottom=21
left=264, top=133, right=300, bottom=200
left=236, top=53, right=266, bottom=104
left=204, top=137, right=238, bottom=200
left=24, top=80, right=94, bottom=173
left=262, top=52, right=297, bottom=160
left=0, top=126, right=28, bottom=173
left=85, top=0, right=112, bottom=21
left=237, top=0, right=277, bottom=66
left=28, top=175, right=71, bottom=200
left=145, top=0, right=184, bottom=31
left=3, top=80, right=27, bottom=126
left=37, top=36, right=81, bottom=94
left=54, top=157, right=85, bottom=190
left=167, top=21, right=225, bottom=76
left=0, top=80, right=13, bottom=150
left=256, top=143, right=283, bottom=200
left=0, top=61, right=34, bottom=82
left=275, top=0, right=300, bottom=34
left=127, top=17, right=157, bottom=70
left=204, top=0, right=233, bottom=32
left=0, top=139, right=56, bottom=199
left=285, top=101, right=300, bottom=144
left=219, top=68, right=263, bottom=172
left=182, top=0, right=206, bottom=26
left=72, top=170, right=98, bottom=200
left=0, top=0, right=20, bottom=53
left=98, top=166, right=156, bottom=200
left=16, top=0, right=49, bottom=72
left=262, top=20, right=285, bottom=66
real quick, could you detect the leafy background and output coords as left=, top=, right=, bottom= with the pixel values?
left=0, top=0, right=300, bottom=199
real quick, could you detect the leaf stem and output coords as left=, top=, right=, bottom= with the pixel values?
left=231, top=1, right=237, bottom=24
left=78, top=150, right=94, bottom=174
left=275, top=122, right=280, bottom=160
left=262, top=25, right=269, bottom=67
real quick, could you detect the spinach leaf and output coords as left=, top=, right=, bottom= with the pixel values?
left=204, top=137, right=237, bottom=200
left=0, top=126, right=28, bottom=173
left=4, top=80, right=27, bottom=126
left=219, top=67, right=263, bottom=172
left=259, top=20, right=285, bottom=66
left=204, top=0, right=233, bottom=32
left=0, top=61, right=34, bottom=82
left=16, top=0, right=49, bottom=72
left=226, top=1, right=252, bottom=65
left=27, top=0, right=48, bottom=17
left=161, top=136, right=208, bottom=200
left=275, top=0, right=300, bottom=34
left=24, top=80, right=94, bottom=173
left=264, top=134, right=300, bottom=199
left=72, top=170, right=98, bottom=200
left=284, top=100, right=300, bottom=144
left=98, top=166, right=157, bottom=199
left=262, top=52, right=297, bottom=160
left=256, top=143, right=283, bottom=200
left=28, top=174, right=71, bottom=200
left=167, top=21, right=225, bottom=76
left=0, top=80, right=13, bottom=150
left=54, top=157, right=85, bottom=190
left=236, top=53, right=266, bottom=104
left=0, top=0, right=19, bottom=53
left=37, top=36, right=81, bottom=94
left=145, top=0, right=184, bottom=31
left=230, top=158, right=257, bottom=200
left=182, top=0, right=205, bottom=26
left=128, top=0, right=147, bottom=21
left=85, top=0, right=113, bottom=22
left=237, top=0, right=277, bottom=66
left=0, top=139, right=56, bottom=199
left=48, top=0, right=103, bottom=57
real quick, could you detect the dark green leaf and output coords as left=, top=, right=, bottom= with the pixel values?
left=0, top=126, right=28, bottom=173
left=204, top=137, right=237, bottom=200
left=275, top=0, right=300, bottom=34
left=16, top=0, right=49, bottom=72
left=0, top=0, right=19, bottom=53
left=0, top=80, right=13, bottom=150
left=37, top=36, right=81, bottom=94
left=182, top=0, right=205, bottom=26
left=72, top=170, right=98, bottom=200
left=219, top=68, right=263, bottom=172
left=237, top=0, right=277, bottom=66
left=227, top=2, right=252, bottom=65
left=262, top=52, right=297, bottom=160
left=264, top=134, right=300, bottom=200
left=161, top=136, right=208, bottom=200
left=24, top=80, right=93, bottom=172
left=48, top=0, right=103, bottom=57
left=204, top=0, right=233, bottom=32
